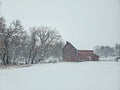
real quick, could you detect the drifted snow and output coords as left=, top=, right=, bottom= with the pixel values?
left=0, top=61, right=120, bottom=90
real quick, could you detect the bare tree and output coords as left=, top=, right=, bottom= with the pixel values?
left=27, top=26, right=63, bottom=63
left=36, top=26, right=61, bottom=61
left=49, top=41, right=64, bottom=61
left=10, top=30, right=29, bottom=65
left=114, top=44, right=120, bottom=56
left=94, top=45, right=114, bottom=57
left=0, top=17, right=6, bottom=65
left=1, top=19, right=24, bottom=65
left=28, top=27, right=38, bottom=64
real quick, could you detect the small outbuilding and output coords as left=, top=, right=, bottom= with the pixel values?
left=78, top=50, right=99, bottom=61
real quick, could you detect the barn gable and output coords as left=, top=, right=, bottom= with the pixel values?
left=62, top=41, right=80, bottom=62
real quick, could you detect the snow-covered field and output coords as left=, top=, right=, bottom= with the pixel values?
left=99, top=56, right=117, bottom=61
left=0, top=61, right=120, bottom=90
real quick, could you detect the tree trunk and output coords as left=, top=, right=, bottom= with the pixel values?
left=2, top=53, right=6, bottom=65
left=6, top=50, right=9, bottom=64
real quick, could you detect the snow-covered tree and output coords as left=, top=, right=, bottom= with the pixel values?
left=0, top=17, right=27, bottom=65
left=26, top=26, right=64, bottom=63
left=114, top=44, right=120, bottom=56
left=49, top=41, right=64, bottom=61
left=94, top=45, right=114, bottom=57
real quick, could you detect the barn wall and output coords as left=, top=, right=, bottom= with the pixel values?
left=62, top=42, right=79, bottom=62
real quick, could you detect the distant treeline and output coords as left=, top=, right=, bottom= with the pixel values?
left=94, top=44, right=120, bottom=57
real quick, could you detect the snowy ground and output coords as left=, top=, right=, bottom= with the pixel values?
left=0, top=61, right=120, bottom=90
left=99, top=56, right=117, bottom=61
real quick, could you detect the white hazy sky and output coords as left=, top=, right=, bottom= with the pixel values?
left=1, top=0, right=120, bottom=49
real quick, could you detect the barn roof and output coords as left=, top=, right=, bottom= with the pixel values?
left=62, top=41, right=77, bottom=51
left=78, top=50, right=93, bottom=52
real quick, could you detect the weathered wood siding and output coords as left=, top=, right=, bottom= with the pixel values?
left=62, top=42, right=80, bottom=62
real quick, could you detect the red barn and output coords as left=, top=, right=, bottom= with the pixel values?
left=62, top=41, right=99, bottom=62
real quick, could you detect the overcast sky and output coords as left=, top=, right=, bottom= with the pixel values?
left=1, top=0, right=120, bottom=49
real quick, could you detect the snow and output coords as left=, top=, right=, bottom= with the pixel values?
left=0, top=61, right=120, bottom=90
left=99, top=56, right=116, bottom=61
